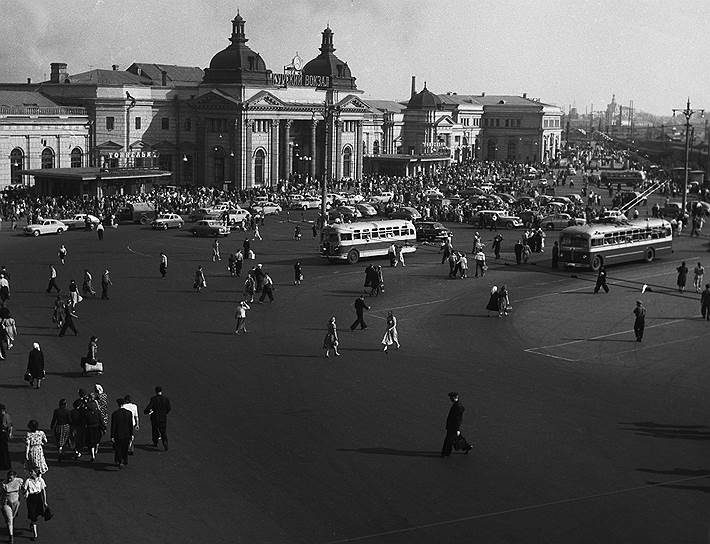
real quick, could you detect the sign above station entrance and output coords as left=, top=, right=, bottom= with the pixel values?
left=269, top=72, right=331, bottom=88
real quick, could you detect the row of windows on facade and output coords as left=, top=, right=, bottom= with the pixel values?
left=106, top=117, right=179, bottom=131
left=110, top=117, right=367, bottom=135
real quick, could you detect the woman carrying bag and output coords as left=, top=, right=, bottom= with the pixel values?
left=22, top=467, right=49, bottom=541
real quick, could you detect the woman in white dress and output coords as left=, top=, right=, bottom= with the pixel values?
left=381, top=311, right=400, bottom=352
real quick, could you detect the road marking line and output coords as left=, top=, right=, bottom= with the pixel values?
left=371, top=297, right=452, bottom=313
left=127, top=244, right=151, bottom=258
left=324, top=474, right=710, bottom=543
left=613, top=334, right=705, bottom=356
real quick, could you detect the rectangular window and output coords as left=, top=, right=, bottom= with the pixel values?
left=517, top=119, right=521, bottom=127
left=505, top=119, right=509, bottom=127
left=135, top=117, right=141, bottom=129
left=161, top=117, right=170, bottom=130
left=495, top=119, right=500, bottom=127
left=106, top=116, right=114, bottom=130
left=185, top=118, right=192, bottom=131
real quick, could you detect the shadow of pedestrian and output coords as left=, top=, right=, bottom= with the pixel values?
left=337, top=447, right=440, bottom=458
left=619, top=421, right=710, bottom=440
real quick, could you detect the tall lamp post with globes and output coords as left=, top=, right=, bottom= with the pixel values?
left=672, top=98, right=704, bottom=217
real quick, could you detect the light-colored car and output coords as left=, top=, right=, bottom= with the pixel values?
left=190, top=220, right=230, bottom=237
left=340, top=193, right=365, bottom=205
left=59, top=213, right=100, bottom=230
left=473, top=210, right=523, bottom=229
left=389, top=207, right=422, bottom=221
left=152, top=213, right=184, bottom=230
left=251, top=202, right=282, bottom=215
left=356, top=203, right=377, bottom=217
left=423, top=188, right=444, bottom=198
left=225, top=208, right=251, bottom=225
left=24, top=219, right=67, bottom=237
left=540, top=213, right=585, bottom=230
left=370, top=191, right=394, bottom=204
left=289, top=196, right=322, bottom=210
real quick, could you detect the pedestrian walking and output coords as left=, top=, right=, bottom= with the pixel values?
left=68, top=279, right=82, bottom=306
left=381, top=311, right=400, bottom=352
left=94, top=384, right=110, bottom=430
left=1, top=470, right=23, bottom=543
left=25, top=343, right=45, bottom=389
left=24, top=420, right=47, bottom=475
left=212, top=239, right=221, bottom=262
left=58, top=302, right=78, bottom=336
left=96, top=222, right=104, bottom=240
left=497, top=285, right=511, bottom=317
left=193, top=266, right=206, bottom=293
left=677, top=261, right=688, bottom=292
left=388, top=243, right=397, bottom=267
left=0, top=406, right=12, bottom=470
left=294, top=261, right=303, bottom=285
left=122, top=395, right=139, bottom=455
left=82, top=269, right=96, bottom=297
left=593, top=265, right=609, bottom=294
left=486, top=285, right=499, bottom=317
left=243, top=274, right=256, bottom=303
left=50, top=399, right=72, bottom=462
left=159, top=253, right=168, bottom=278
left=312, top=223, right=317, bottom=238
left=58, top=244, right=67, bottom=265
left=350, top=296, right=370, bottom=331
left=693, top=262, right=704, bottom=293
left=702, top=284, right=710, bottom=321
left=514, top=239, right=523, bottom=264
left=633, top=300, right=646, bottom=341
left=21, top=467, right=47, bottom=542
left=459, top=253, right=468, bottom=278
left=492, top=233, right=503, bottom=259
left=294, top=224, right=302, bottom=240
left=253, top=224, right=262, bottom=241
left=0, top=275, right=9, bottom=307
left=0, top=308, right=17, bottom=359
left=323, top=316, right=340, bottom=358
left=51, top=296, right=64, bottom=329
left=111, top=398, right=134, bottom=469
left=144, top=386, right=171, bottom=451
left=440, top=392, right=472, bottom=457
left=234, top=249, right=244, bottom=277
left=474, top=250, right=486, bottom=277
left=84, top=402, right=104, bottom=461
left=551, top=241, right=559, bottom=268
left=397, top=244, right=406, bottom=267
left=45, top=266, right=60, bottom=294
left=234, top=300, right=250, bottom=334
left=440, top=237, right=453, bottom=264
left=258, top=273, right=274, bottom=303
left=101, top=269, right=112, bottom=300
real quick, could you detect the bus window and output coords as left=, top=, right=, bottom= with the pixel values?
left=561, top=234, right=589, bottom=248
left=370, top=230, right=378, bottom=238
left=341, top=233, right=352, bottom=241
left=591, top=238, right=603, bottom=247
left=392, top=227, right=400, bottom=236
left=353, top=231, right=361, bottom=240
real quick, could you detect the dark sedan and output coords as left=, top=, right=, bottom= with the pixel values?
left=413, top=221, right=453, bottom=242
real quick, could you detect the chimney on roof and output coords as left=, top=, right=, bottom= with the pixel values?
left=27, top=78, right=31, bottom=84
left=411, top=75, right=416, bottom=99
left=161, top=70, right=167, bottom=86
left=481, top=92, right=485, bottom=97
left=49, top=63, right=68, bottom=84
left=112, top=64, right=119, bottom=71
left=522, top=92, right=527, bottom=99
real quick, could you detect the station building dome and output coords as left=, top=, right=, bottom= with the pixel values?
left=407, top=84, right=442, bottom=110
left=302, top=26, right=357, bottom=90
left=203, top=12, right=270, bottom=86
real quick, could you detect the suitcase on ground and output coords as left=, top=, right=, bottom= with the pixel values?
left=453, top=434, right=473, bottom=453
left=82, top=358, right=103, bottom=375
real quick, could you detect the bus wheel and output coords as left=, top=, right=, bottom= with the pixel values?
left=140, top=216, right=149, bottom=225
left=346, top=249, right=360, bottom=264
left=644, top=247, right=655, bottom=263
left=591, top=255, right=603, bottom=272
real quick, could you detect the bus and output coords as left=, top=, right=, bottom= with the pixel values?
left=558, top=218, right=672, bottom=272
left=599, top=169, right=646, bottom=188
left=320, top=219, right=417, bottom=264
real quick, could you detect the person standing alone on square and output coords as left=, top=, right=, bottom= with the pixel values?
left=144, top=386, right=171, bottom=451
left=633, top=300, right=646, bottom=341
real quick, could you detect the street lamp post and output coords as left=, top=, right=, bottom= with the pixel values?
left=672, top=98, right=704, bottom=216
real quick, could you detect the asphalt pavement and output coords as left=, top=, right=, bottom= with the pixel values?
left=0, top=214, right=709, bottom=544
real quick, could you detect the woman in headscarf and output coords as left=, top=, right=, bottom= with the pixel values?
left=50, top=399, right=72, bottom=462
left=322, top=316, right=340, bottom=358
left=486, top=285, right=499, bottom=317
left=26, top=344, right=45, bottom=389
left=381, top=311, right=400, bottom=353
left=94, top=385, right=110, bottom=430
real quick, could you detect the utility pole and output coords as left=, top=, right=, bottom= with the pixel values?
left=672, top=98, right=705, bottom=216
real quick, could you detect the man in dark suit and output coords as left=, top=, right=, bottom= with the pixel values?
left=144, top=386, right=171, bottom=450
left=111, top=397, right=134, bottom=468
left=350, top=296, right=370, bottom=330
left=440, top=391, right=472, bottom=457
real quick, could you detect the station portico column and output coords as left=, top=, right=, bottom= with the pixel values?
left=311, top=119, right=318, bottom=180
left=270, top=120, right=279, bottom=187
left=334, top=119, right=342, bottom=182
left=355, top=120, right=363, bottom=179
left=245, top=119, right=253, bottom=188
left=284, top=120, right=293, bottom=181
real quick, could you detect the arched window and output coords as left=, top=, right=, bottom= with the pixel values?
left=70, top=147, right=83, bottom=168
left=373, top=140, right=380, bottom=155
left=41, top=147, right=55, bottom=169
left=342, top=146, right=352, bottom=178
left=9, top=148, right=23, bottom=184
left=214, top=146, right=225, bottom=185
left=254, top=149, right=265, bottom=186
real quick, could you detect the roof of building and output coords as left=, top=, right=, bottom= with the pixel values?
left=408, top=85, right=442, bottom=109
left=302, top=27, right=357, bottom=90
left=202, top=13, right=269, bottom=86
left=66, top=69, right=149, bottom=86
left=126, top=63, right=204, bottom=86
left=0, top=90, right=59, bottom=107
left=365, top=100, right=407, bottom=113
left=437, top=93, right=557, bottom=108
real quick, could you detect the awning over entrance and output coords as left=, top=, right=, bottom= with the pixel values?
left=21, top=167, right=173, bottom=197
left=364, top=153, right=452, bottom=177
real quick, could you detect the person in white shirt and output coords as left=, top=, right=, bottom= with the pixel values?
left=22, top=467, right=47, bottom=541
left=159, top=253, right=168, bottom=278
left=235, top=300, right=250, bottom=334
left=121, top=395, right=139, bottom=455
left=46, top=266, right=60, bottom=294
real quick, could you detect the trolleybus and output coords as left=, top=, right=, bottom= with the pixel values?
left=558, top=218, right=672, bottom=271
left=320, top=219, right=417, bottom=264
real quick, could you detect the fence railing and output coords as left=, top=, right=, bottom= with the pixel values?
left=0, top=106, right=87, bottom=116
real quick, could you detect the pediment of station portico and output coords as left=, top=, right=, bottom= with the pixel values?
left=435, top=115, right=456, bottom=127
left=337, top=94, right=374, bottom=113
left=190, top=89, right=241, bottom=110
left=244, top=90, right=287, bottom=110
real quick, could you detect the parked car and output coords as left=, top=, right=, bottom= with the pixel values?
left=24, top=219, right=67, bottom=237
left=471, top=210, right=523, bottom=229
left=288, top=196, right=322, bottom=210
left=389, top=207, right=422, bottom=221
left=413, top=220, right=453, bottom=242
left=189, top=208, right=221, bottom=222
left=224, top=208, right=251, bottom=226
left=59, top=213, right=100, bottom=230
left=370, top=191, right=395, bottom=203
left=356, top=203, right=378, bottom=217
left=328, top=205, right=362, bottom=222
left=152, top=213, right=184, bottom=230
left=540, top=213, right=585, bottom=230
left=190, top=220, right=230, bottom=237
left=118, top=203, right=156, bottom=224
left=340, top=193, right=365, bottom=205
left=423, top=188, right=444, bottom=198
left=250, top=202, right=282, bottom=215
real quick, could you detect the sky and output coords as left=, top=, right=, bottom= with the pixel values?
left=2, top=0, right=708, bottom=116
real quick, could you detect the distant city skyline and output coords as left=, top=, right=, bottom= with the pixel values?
left=2, top=0, right=708, bottom=116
